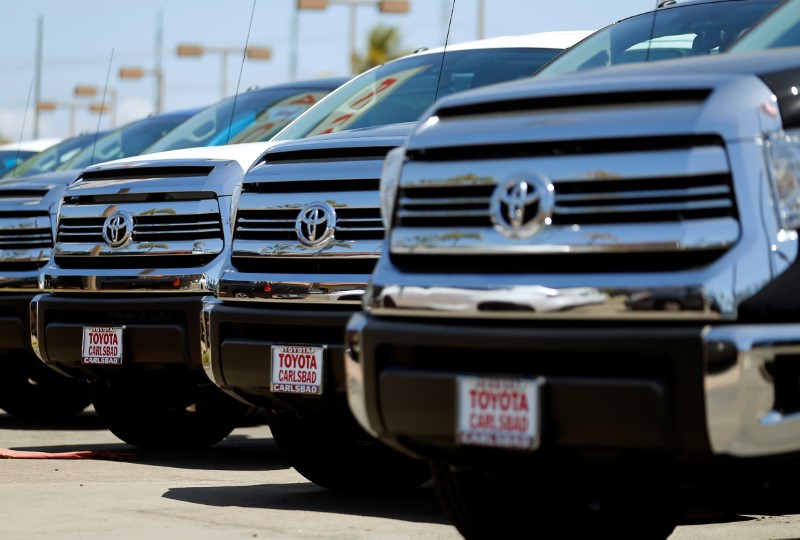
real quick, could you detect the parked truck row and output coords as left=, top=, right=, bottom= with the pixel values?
left=4, top=0, right=800, bottom=538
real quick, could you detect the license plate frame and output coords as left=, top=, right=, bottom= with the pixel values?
left=81, top=326, right=124, bottom=366
left=270, top=344, right=326, bottom=395
left=456, top=376, right=542, bottom=451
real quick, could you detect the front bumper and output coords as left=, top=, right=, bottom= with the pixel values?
left=345, top=313, right=800, bottom=461
left=0, top=293, right=39, bottom=353
left=30, top=293, right=204, bottom=379
left=201, top=298, right=356, bottom=411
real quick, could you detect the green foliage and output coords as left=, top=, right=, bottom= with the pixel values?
left=353, top=25, right=413, bottom=73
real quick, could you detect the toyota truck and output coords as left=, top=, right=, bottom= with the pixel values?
left=30, top=31, right=590, bottom=450
left=197, top=31, right=598, bottom=491
left=343, top=34, right=800, bottom=540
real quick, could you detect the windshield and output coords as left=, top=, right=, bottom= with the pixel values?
left=147, top=87, right=335, bottom=153
left=4, top=132, right=110, bottom=178
left=267, top=48, right=563, bottom=143
left=729, top=0, right=800, bottom=51
left=0, top=150, right=38, bottom=177
left=535, top=0, right=780, bottom=78
left=58, top=113, right=192, bottom=171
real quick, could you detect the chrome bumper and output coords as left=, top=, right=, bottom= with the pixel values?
left=200, top=296, right=219, bottom=387
left=345, top=314, right=800, bottom=458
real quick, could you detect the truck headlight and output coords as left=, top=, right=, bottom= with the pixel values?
left=765, top=129, right=800, bottom=230
left=380, top=146, right=406, bottom=229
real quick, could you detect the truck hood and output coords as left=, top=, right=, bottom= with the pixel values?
left=0, top=168, right=82, bottom=212
left=258, top=122, right=414, bottom=160
left=88, top=141, right=277, bottom=175
left=65, top=142, right=279, bottom=199
left=421, top=48, right=800, bottom=131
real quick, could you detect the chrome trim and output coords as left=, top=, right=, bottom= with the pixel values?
left=200, top=296, right=219, bottom=386
left=0, top=271, right=47, bottom=291
left=236, top=192, right=376, bottom=212
left=371, top=280, right=716, bottom=319
left=55, top=238, right=224, bottom=257
left=217, top=269, right=367, bottom=303
left=401, top=147, right=730, bottom=187
left=57, top=199, right=219, bottom=220
left=391, top=218, right=739, bottom=254
left=29, top=293, right=44, bottom=361
left=44, top=262, right=224, bottom=293
left=232, top=239, right=383, bottom=258
left=704, top=325, right=800, bottom=457
left=344, top=312, right=377, bottom=437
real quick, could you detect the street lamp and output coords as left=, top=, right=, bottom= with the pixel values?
left=119, top=66, right=164, bottom=114
left=37, top=100, right=108, bottom=137
left=175, top=43, right=273, bottom=99
left=297, top=0, right=410, bottom=74
left=74, top=84, right=117, bottom=127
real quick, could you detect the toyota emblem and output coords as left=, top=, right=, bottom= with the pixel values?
left=490, top=173, right=554, bottom=238
left=102, top=211, right=134, bottom=248
left=296, top=201, right=336, bottom=247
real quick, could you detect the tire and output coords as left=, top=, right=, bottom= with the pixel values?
left=267, top=407, right=430, bottom=493
left=0, top=353, right=91, bottom=419
left=431, top=457, right=682, bottom=540
left=89, top=374, right=251, bottom=450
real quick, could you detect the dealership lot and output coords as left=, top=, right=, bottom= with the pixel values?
left=0, top=409, right=799, bottom=539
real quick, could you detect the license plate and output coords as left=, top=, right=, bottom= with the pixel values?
left=456, top=376, right=541, bottom=450
left=81, top=326, right=124, bottom=366
left=270, top=344, right=325, bottom=395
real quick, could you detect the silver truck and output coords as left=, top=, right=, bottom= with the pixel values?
left=344, top=42, right=800, bottom=537
left=0, top=170, right=91, bottom=418
left=29, top=145, right=268, bottom=449
left=197, top=31, right=598, bottom=490
left=29, top=31, right=589, bottom=451
left=201, top=123, right=431, bottom=492
left=0, top=107, right=199, bottom=420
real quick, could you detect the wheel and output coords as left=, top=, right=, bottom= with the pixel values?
left=89, top=373, right=251, bottom=450
left=267, top=406, right=430, bottom=493
left=0, top=353, right=91, bottom=419
left=431, top=457, right=682, bottom=540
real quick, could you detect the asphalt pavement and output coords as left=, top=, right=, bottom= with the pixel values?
left=1, top=408, right=799, bottom=539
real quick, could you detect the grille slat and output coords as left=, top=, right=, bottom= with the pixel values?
left=0, top=215, right=53, bottom=258
left=555, top=199, right=733, bottom=215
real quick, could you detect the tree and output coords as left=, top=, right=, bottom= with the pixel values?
left=353, top=25, right=412, bottom=74
left=0, top=133, right=11, bottom=145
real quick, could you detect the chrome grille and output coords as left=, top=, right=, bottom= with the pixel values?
left=0, top=215, right=52, bottom=267
left=236, top=207, right=383, bottom=241
left=231, top=177, right=383, bottom=275
left=397, top=173, right=735, bottom=227
left=54, top=198, right=223, bottom=268
left=390, top=142, right=740, bottom=261
left=58, top=213, right=223, bottom=243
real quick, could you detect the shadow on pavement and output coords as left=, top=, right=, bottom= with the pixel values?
left=0, top=409, right=106, bottom=431
left=162, top=480, right=451, bottom=526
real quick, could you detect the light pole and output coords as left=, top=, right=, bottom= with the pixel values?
left=296, top=0, right=410, bottom=75
left=74, top=84, right=117, bottom=127
left=119, top=66, right=164, bottom=114
left=36, top=101, right=107, bottom=137
left=175, top=44, right=272, bottom=99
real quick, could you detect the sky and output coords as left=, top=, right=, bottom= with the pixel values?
left=1, top=0, right=655, bottom=142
